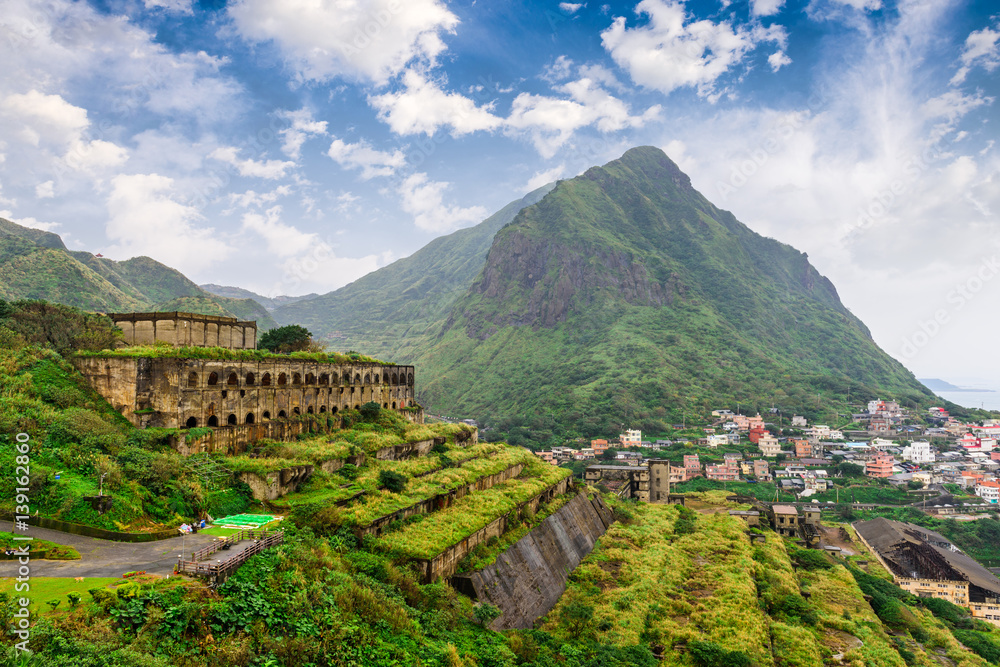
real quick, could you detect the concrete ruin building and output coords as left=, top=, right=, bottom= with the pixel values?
left=110, top=311, right=257, bottom=349
left=854, top=517, right=1000, bottom=625
left=74, top=312, right=418, bottom=431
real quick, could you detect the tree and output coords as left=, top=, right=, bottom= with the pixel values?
left=258, top=325, right=313, bottom=353
left=474, top=603, right=502, bottom=626
left=378, top=470, right=407, bottom=494
left=601, top=448, right=619, bottom=461
left=359, top=402, right=381, bottom=421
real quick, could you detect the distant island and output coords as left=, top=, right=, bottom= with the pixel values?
left=920, top=378, right=996, bottom=392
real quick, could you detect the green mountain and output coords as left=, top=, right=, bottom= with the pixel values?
left=271, top=183, right=555, bottom=358
left=389, top=147, right=930, bottom=438
left=200, top=283, right=319, bottom=311
left=0, top=217, right=274, bottom=328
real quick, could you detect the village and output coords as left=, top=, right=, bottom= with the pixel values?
left=534, top=399, right=1000, bottom=508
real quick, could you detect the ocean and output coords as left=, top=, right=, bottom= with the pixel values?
left=937, top=390, right=1000, bottom=412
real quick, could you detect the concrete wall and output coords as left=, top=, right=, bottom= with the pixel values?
left=110, top=312, right=257, bottom=350
left=238, top=465, right=315, bottom=500
left=452, top=493, right=614, bottom=630
left=414, top=476, right=573, bottom=583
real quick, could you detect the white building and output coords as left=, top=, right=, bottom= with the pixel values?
left=706, top=434, right=729, bottom=447
left=901, top=441, right=935, bottom=464
left=758, top=434, right=781, bottom=457
left=871, top=438, right=895, bottom=450
left=808, top=425, right=831, bottom=440
left=975, top=481, right=1000, bottom=504
left=791, top=415, right=807, bottom=427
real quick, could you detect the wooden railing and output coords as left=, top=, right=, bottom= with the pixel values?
left=177, top=529, right=283, bottom=585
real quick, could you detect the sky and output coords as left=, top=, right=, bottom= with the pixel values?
left=0, top=0, right=997, bottom=386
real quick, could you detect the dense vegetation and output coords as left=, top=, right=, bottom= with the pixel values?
left=258, top=324, right=315, bottom=353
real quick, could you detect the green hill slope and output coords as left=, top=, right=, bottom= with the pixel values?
left=409, top=147, right=933, bottom=436
left=271, top=183, right=555, bottom=359
left=0, top=217, right=274, bottom=327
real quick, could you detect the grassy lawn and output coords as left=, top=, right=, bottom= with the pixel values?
left=0, top=577, right=120, bottom=615
left=199, top=517, right=284, bottom=536
left=0, top=531, right=81, bottom=560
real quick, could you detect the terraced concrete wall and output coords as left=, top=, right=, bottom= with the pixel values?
left=452, top=493, right=614, bottom=629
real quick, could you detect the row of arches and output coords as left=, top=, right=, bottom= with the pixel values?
left=183, top=400, right=405, bottom=428
left=189, top=370, right=414, bottom=388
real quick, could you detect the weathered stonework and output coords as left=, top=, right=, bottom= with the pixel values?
left=452, top=493, right=614, bottom=629
left=414, top=476, right=573, bottom=583
left=71, top=356, right=417, bottom=430
left=239, top=465, right=315, bottom=501
left=110, top=312, right=257, bottom=349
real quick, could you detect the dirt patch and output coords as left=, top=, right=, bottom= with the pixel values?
left=817, top=525, right=857, bottom=555
left=822, top=628, right=863, bottom=663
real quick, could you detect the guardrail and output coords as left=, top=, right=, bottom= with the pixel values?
left=177, top=529, right=283, bottom=585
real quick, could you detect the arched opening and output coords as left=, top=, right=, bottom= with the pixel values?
left=227, top=413, right=237, bottom=425
left=305, top=373, right=315, bottom=384
left=307, top=406, right=314, bottom=414
left=263, top=411, right=271, bottom=421
left=208, top=372, right=219, bottom=385
left=187, top=372, right=198, bottom=388
left=208, top=415, right=219, bottom=427
left=227, top=372, right=238, bottom=386
left=354, top=373, right=361, bottom=384
left=331, top=406, right=338, bottom=415
left=277, top=410, right=287, bottom=418
left=364, top=373, right=371, bottom=384
left=331, top=372, right=339, bottom=384
left=383, top=402, right=388, bottom=408
left=392, top=402, right=396, bottom=409
left=354, top=404, right=360, bottom=410
left=391, top=372, right=398, bottom=385
left=262, top=373, right=272, bottom=386
left=186, top=416, right=198, bottom=427
left=374, top=374, right=380, bottom=384
left=408, top=373, right=414, bottom=386
left=246, top=372, right=255, bottom=385
left=293, top=407, right=301, bottom=415
left=245, top=413, right=255, bottom=424
left=292, top=373, right=301, bottom=385
left=319, top=405, right=327, bottom=413
left=278, top=373, right=287, bottom=386
left=319, top=373, right=329, bottom=386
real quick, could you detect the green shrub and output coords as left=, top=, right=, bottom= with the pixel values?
left=360, top=401, right=382, bottom=421
left=378, top=470, right=408, bottom=494
left=687, top=640, right=752, bottom=667
left=474, top=603, right=502, bottom=626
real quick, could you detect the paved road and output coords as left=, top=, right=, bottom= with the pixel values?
left=0, top=521, right=220, bottom=578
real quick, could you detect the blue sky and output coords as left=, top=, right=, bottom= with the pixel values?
left=0, top=0, right=997, bottom=385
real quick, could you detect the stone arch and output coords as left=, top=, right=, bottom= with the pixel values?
left=278, top=372, right=287, bottom=386
left=208, top=415, right=219, bottom=427
left=187, top=372, right=198, bottom=388
left=292, top=373, right=302, bottom=385
left=383, top=402, right=389, bottom=408
left=392, top=402, right=396, bottom=409
left=319, top=405, right=327, bottom=413
left=319, top=373, right=329, bottom=386
left=245, top=412, right=255, bottom=424
left=227, top=372, right=238, bottom=386
left=208, top=372, right=219, bottom=385
left=246, top=372, right=256, bottom=386
left=262, top=372, right=272, bottom=386
left=263, top=411, right=271, bottom=421
left=354, top=404, right=360, bottom=410
left=391, top=372, right=398, bottom=385
left=354, top=373, right=361, bottom=384
left=364, top=373, right=371, bottom=384
left=331, top=406, right=338, bottom=415
left=407, top=373, right=414, bottom=386
left=186, top=416, right=198, bottom=427
left=305, top=372, right=316, bottom=384
left=331, top=372, right=339, bottom=384
left=227, top=413, right=237, bottom=425
left=293, top=406, right=301, bottom=415
left=277, top=410, right=287, bottom=418
left=307, top=406, right=314, bottom=414
left=374, top=374, right=380, bottom=384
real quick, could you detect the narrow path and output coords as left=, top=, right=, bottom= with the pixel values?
left=0, top=521, right=220, bottom=578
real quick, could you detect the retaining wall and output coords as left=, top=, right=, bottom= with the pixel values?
left=413, top=476, right=573, bottom=583
left=451, top=493, right=614, bottom=629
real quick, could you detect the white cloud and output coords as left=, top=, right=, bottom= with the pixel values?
left=560, top=3, right=585, bottom=14
left=951, top=26, right=1000, bottom=85
left=506, top=77, right=661, bottom=158
left=240, top=206, right=318, bottom=257
left=828, top=0, right=882, bottom=10
left=369, top=70, right=503, bottom=136
left=209, top=146, right=295, bottom=179
left=35, top=181, right=54, bottom=199
left=228, top=0, right=459, bottom=84
left=397, top=173, right=487, bottom=233
left=226, top=186, right=292, bottom=210
left=327, top=139, right=406, bottom=179
left=105, top=173, right=230, bottom=273
left=768, top=51, right=792, bottom=71
left=277, top=108, right=328, bottom=159
left=751, top=0, right=784, bottom=16
left=601, top=0, right=786, bottom=97
left=524, top=165, right=566, bottom=192
left=0, top=213, right=60, bottom=231
left=144, top=0, right=194, bottom=14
